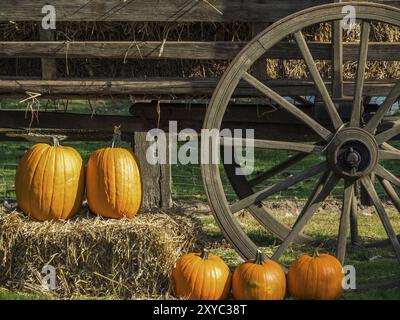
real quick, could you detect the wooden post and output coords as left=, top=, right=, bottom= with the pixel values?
left=39, top=28, right=57, bottom=80
left=132, top=132, right=172, bottom=210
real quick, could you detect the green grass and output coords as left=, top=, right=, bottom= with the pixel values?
left=0, top=288, right=47, bottom=300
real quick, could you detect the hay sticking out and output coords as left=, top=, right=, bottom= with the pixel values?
left=0, top=207, right=198, bottom=299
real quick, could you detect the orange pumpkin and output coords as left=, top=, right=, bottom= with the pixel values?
left=15, top=140, right=84, bottom=221
left=232, top=250, right=286, bottom=300
left=86, top=146, right=142, bottom=219
left=288, top=249, right=344, bottom=300
left=172, top=249, right=232, bottom=300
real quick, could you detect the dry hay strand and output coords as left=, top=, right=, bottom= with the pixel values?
left=0, top=206, right=199, bottom=299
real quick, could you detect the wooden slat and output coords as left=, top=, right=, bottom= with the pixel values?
left=0, top=111, right=144, bottom=132
left=0, top=79, right=398, bottom=98
left=0, top=0, right=330, bottom=22
left=3, top=0, right=400, bottom=22
left=2, top=41, right=400, bottom=61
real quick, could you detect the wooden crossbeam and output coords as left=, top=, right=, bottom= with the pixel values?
left=0, top=79, right=397, bottom=98
left=1, top=41, right=400, bottom=61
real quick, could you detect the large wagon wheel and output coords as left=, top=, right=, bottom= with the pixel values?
left=201, top=2, right=400, bottom=284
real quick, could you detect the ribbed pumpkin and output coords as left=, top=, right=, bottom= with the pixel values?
left=288, top=249, right=344, bottom=300
left=86, top=144, right=142, bottom=219
left=172, top=249, right=232, bottom=300
left=15, top=139, right=84, bottom=221
left=232, top=250, right=286, bottom=300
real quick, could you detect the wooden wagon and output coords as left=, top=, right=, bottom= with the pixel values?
left=1, top=0, right=400, bottom=289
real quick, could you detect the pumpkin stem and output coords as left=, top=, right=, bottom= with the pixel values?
left=52, top=136, right=60, bottom=147
left=111, top=125, right=122, bottom=148
left=313, top=243, right=325, bottom=257
left=200, top=248, right=209, bottom=260
left=255, top=249, right=265, bottom=265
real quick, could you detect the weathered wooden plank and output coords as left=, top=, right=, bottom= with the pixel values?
left=0, top=0, right=330, bottom=22
left=0, top=79, right=397, bottom=98
left=2, top=41, right=400, bottom=61
left=0, top=129, right=128, bottom=141
left=0, top=41, right=244, bottom=60
left=0, top=110, right=145, bottom=133
left=3, top=0, right=400, bottom=22
left=0, top=109, right=322, bottom=142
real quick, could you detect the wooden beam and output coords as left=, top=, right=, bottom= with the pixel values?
left=0, top=106, right=397, bottom=142
left=0, top=111, right=145, bottom=133
left=0, top=107, right=320, bottom=142
left=0, top=79, right=397, bottom=98
left=2, top=41, right=400, bottom=61
left=0, top=0, right=330, bottom=22
left=0, top=129, right=129, bottom=142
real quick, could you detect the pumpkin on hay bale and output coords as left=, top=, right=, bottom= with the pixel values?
left=86, top=126, right=143, bottom=219
left=0, top=206, right=198, bottom=299
left=15, top=137, right=85, bottom=221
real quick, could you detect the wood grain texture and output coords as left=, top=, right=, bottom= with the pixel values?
left=0, top=78, right=398, bottom=98
left=0, top=0, right=330, bottom=22
left=2, top=41, right=400, bottom=61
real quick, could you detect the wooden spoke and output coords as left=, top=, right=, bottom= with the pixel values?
left=337, top=181, right=354, bottom=264
left=350, top=190, right=360, bottom=245
left=382, top=142, right=400, bottom=152
left=293, top=171, right=331, bottom=227
left=332, top=15, right=344, bottom=99
left=366, top=81, right=400, bottom=132
left=272, top=174, right=340, bottom=260
left=249, top=153, right=308, bottom=187
left=230, top=162, right=329, bottom=214
left=223, top=161, right=313, bottom=244
left=242, top=72, right=332, bottom=140
left=294, top=31, right=343, bottom=130
left=220, top=137, right=323, bottom=154
left=360, top=176, right=400, bottom=260
left=379, top=178, right=400, bottom=213
left=375, top=164, right=400, bottom=187
left=350, top=22, right=370, bottom=127
left=379, top=149, right=400, bottom=161
left=375, top=124, right=400, bottom=145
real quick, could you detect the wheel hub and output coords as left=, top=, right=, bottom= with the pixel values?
left=327, top=128, right=379, bottom=178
